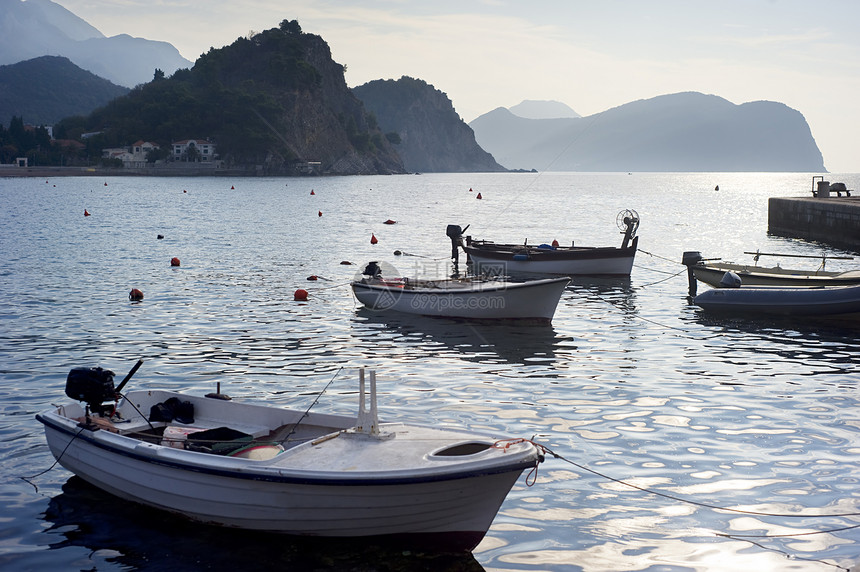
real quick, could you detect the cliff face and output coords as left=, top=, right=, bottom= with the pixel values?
left=272, top=34, right=405, bottom=175
left=353, top=76, right=505, bottom=173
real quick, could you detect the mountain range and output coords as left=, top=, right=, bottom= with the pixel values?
left=470, top=94, right=825, bottom=172
left=1, top=0, right=827, bottom=173
left=0, top=0, right=191, bottom=87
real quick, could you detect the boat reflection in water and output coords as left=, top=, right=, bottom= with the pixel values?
left=352, top=307, right=574, bottom=366
left=44, top=477, right=485, bottom=571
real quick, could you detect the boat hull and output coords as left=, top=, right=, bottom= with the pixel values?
left=694, top=284, right=860, bottom=317
left=37, top=390, right=540, bottom=551
left=351, top=277, right=570, bottom=322
left=692, top=263, right=860, bottom=288
left=464, top=236, right=637, bottom=277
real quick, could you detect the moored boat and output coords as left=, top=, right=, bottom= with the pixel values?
left=451, top=210, right=640, bottom=277
left=37, top=364, right=543, bottom=551
left=351, top=262, right=570, bottom=323
left=683, top=251, right=859, bottom=288
left=693, top=279, right=860, bottom=318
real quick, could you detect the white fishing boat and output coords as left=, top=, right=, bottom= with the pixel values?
left=683, top=250, right=859, bottom=288
left=448, top=210, right=639, bottom=277
left=693, top=276, right=860, bottom=318
left=351, top=262, right=570, bottom=323
left=37, top=363, right=543, bottom=552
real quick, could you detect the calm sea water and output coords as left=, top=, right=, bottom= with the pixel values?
left=1, top=172, right=859, bottom=571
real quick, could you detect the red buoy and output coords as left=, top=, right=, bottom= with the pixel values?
left=294, top=289, right=309, bottom=301
left=84, top=209, right=91, bottom=216
left=170, top=257, right=181, bottom=267
left=383, top=219, right=396, bottom=225
left=104, top=182, right=107, bottom=186
left=552, top=239, right=559, bottom=247
left=310, top=190, right=315, bottom=195
left=476, top=193, right=482, bottom=200
left=129, top=288, right=144, bottom=301
left=318, top=211, right=322, bottom=217
left=307, top=275, right=319, bottom=281
left=370, top=233, right=378, bottom=245
left=469, top=188, right=473, bottom=192
left=231, top=185, right=235, bottom=190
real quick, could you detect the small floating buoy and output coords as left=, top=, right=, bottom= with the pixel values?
left=715, top=185, right=719, bottom=191
left=231, top=185, right=235, bottom=190
left=157, top=234, right=164, bottom=240
left=384, top=219, right=396, bottom=225
left=469, top=188, right=473, bottom=192
left=170, top=257, right=180, bottom=267
left=340, top=261, right=353, bottom=265
left=183, top=189, right=187, bottom=193
left=552, top=239, right=559, bottom=248
left=394, top=250, right=402, bottom=255
left=307, top=275, right=319, bottom=281
left=294, top=289, right=309, bottom=301
left=104, top=182, right=107, bottom=186
left=370, top=233, right=378, bottom=245
left=84, top=209, right=90, bottom=216
left=318, top=211, right=322, bottom=217
left=476, top=193, right=482, bottom=200
left=310, top=190, right=315, bottom=195
left=129, top=288, right=144, bottom=301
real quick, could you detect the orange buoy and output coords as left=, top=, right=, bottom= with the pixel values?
left=318, top=211, right=322, bottom=217
left=307, top=275, right=318, bottom=281
left=384, top=219, right=396, bottom=225
left=310, top=190, right=315, bottom=195
left=294, top=289, right=309, bottom=301
left=84, top=209, right=91, bottom=216
left=129, top=288, right=144, bottom=301
left=476, top=193, right=482, bottom=199
left=552, top=239, right=559, bottom=248
left=370, top=233, right=378, bottom=245
left=170, top=257, right=181, bottom=267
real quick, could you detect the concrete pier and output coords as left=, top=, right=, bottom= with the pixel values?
left=768, top=196, right=860, bottom=252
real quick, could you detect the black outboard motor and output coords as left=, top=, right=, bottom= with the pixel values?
left=681, top=251, right=704, bottom=297
left=446, top=224, right=469, bottom=267
left=66, top=366, right=116, bottom=417
left=362, top=261, right=382, bottom=279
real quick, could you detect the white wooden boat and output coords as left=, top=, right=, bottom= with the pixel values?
left=685, top=249, right=860, bottom=288
left=37, top=365, right=543, bottom=551
left=694, top=280, right=860, bottom=318
left=452, top=210, right=639, bottom=277
left=691, top=261, right=860, bottom=288
left=351, top=263, right=570, bottom=323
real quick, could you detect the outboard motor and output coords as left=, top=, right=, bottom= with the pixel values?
left=720, top=271, right=742, bottom=288
left=66, top=366, right=116, bottom=417
left=445, top=224, right=469, bottom=268
left=681, top=251, right=704, bottom=296
left=361, top=261, right=382, bottom=279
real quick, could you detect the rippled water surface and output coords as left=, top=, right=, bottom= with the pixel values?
left=2, top=172, right=859, bottom=571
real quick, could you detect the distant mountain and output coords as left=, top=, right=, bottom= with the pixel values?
left=0, top=56, right=128, bottom=125
left=509, top=100, right=580, bottom=119
left=470, top=92, right=825, bottom=172
left=0, top=0, right=192, bottom=87
left=353, top=76, right=505, bottom=173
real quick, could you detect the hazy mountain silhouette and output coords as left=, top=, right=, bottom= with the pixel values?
left=508, top=100, right=580, bottom=119
left=470, top=92, right=825, bottom=172
left=0, top=0, right=192, bottom=87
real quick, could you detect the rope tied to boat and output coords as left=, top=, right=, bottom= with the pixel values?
left=492, top=437, right=550, bottom=486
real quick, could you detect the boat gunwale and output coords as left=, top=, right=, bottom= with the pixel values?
left=37, top=412, right=539, bottom=487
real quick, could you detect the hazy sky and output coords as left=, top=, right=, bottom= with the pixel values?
left=56, top=0, right=860, bottom=172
